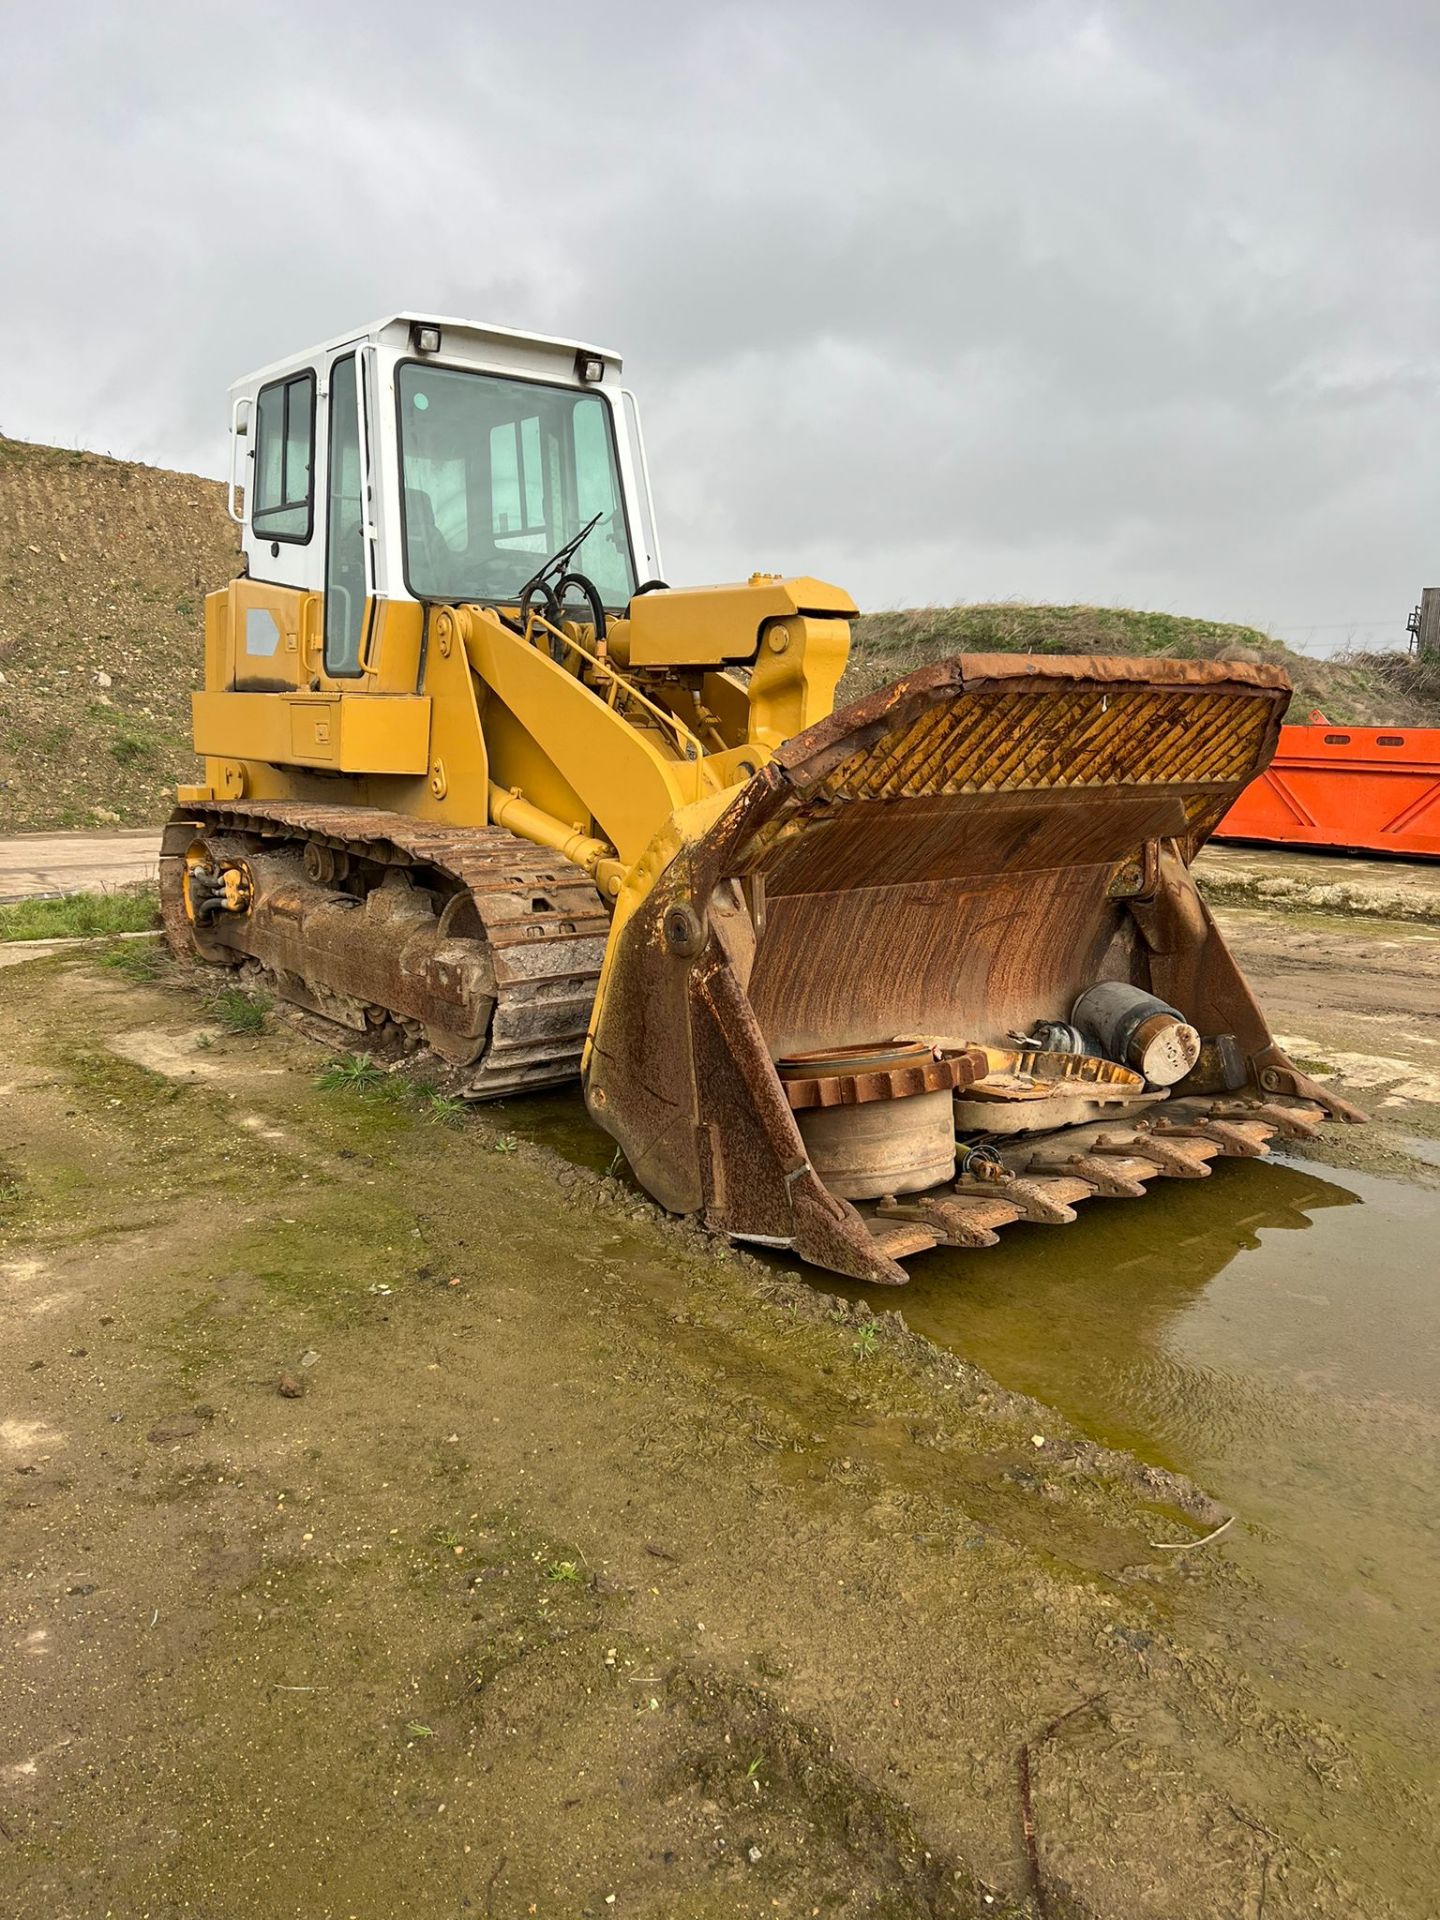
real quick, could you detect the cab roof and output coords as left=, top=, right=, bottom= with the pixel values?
left=230, top=312, right=623, bottom=395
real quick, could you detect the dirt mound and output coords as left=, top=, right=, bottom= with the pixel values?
left=0, top=436, right=241, bottom=831
left=3, top=432, right=1434, bottom=832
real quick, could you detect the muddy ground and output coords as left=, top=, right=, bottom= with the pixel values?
left=2, top=903, right=1437, bottom=1919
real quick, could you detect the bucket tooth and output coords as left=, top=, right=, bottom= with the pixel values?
left=934, top=1195, right=1026, bottom=1240
left=1211, top=1099, right=1324, bottom=1141
left=1093, top=1130, right=1216, bottom=1179
left=867, top=1220, right=940, bottom=1262
left=1027, top=1173, right=1099, bottom=1213
left=1030, top=1150, right=1156, bottom=1197
left=1152, top=1116, right=1273, bottom=1159
left=953, top=1171, right=1094, bottom=1225
left=876, top=1192, right=1022, bottom=1250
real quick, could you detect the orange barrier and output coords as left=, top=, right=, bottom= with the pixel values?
left=1215, top=714, right=1440, bottom=859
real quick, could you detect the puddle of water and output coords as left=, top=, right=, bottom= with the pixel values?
left=831, top=1155, right=1440, bottom=1769
left=1400, top=1133, right=1440, bottom=1169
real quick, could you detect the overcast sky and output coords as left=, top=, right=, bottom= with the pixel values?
left=2, top=1, right=1436, bottom=650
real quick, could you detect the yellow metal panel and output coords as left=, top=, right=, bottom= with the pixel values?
left=700, top=670, right=754, bottom=748
left=328, top=695, right=431, bottom=772
left=480, top=694, right=590, bottom=828
left=214, top=584, right=425, bottom=698
left=225, top=580, right=319, bottom=691
left=203, top=587, right=229, bottom=690
left=192, top=691, right=431, bottom=774
left=610, top=575, right=857, bottom=667
left=358, top=599, right=425, bottom=695
left=404, top=610, right=490, bottom=821
left=194, top=693, right=286, bottom=764
left=746, top=615, right=851, bottom=749
left=291, top=699, right=337, bottom=763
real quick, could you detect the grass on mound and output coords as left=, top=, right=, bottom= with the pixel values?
left=842, top=603, right=1286, bottom=703
left=1340, top=647, right=1440, bottom=722
left=0, top=884, right=160, bottom=942
left=853, top=600, right=1281, bottom=661
left=843, top=602, right=1440, bottom=726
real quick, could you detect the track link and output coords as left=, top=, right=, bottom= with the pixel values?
left=161, top=801, right=610, bottom=1099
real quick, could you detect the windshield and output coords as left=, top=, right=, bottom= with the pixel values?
left=396, top=362, right=636, bottom=610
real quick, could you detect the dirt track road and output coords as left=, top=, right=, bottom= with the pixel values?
left=0, top=827, right=160, bottom=902
left=1218, top=902, right=1440, bottom=1103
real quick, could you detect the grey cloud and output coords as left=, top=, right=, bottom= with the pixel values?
left=2, top=0, right=1435, bottom=649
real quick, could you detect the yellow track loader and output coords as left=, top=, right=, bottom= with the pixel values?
left=162, top=314, right=1359, bottom=1283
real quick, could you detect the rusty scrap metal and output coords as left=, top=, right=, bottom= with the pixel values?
left=1027, top=1151, right=1158, bottom=1197
left=953, top=1171, right=1096, bottom=1225
left=1093, top=1129, right=1219, bottom=1178
left=1211, top=1098, right=1324, bottom=1140
left=867, top=1219, right=942, bottom=1263
left=778, top=1042, right=985, bottom=1112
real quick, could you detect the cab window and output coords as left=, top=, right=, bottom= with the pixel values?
left=252, top=371, right=316, bottom=542
left=396, top=363, right=635, bottom=610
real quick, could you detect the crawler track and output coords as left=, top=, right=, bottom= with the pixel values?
left=161, top=801, right=610, bottom=1098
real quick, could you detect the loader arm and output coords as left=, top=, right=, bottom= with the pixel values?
left=427, top=579, right=860, bottom=890
left=457, top=604, right=709, bottom=865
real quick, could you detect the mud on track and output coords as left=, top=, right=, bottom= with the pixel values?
left=1, top=940, right=1438, bottom=1919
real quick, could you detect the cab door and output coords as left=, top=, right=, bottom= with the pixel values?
left=230, top=365, right=322, bottom=690
left=246, top=369, right=320, bottom=593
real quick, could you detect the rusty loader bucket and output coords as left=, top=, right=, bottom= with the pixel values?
left=584, top=655, right=1360, bottom=1283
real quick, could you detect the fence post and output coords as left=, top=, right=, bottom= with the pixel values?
left=1415, top=587, right=1440, bottom=660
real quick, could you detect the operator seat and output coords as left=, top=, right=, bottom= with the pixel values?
left=404, top=488, right=455, bottom=595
